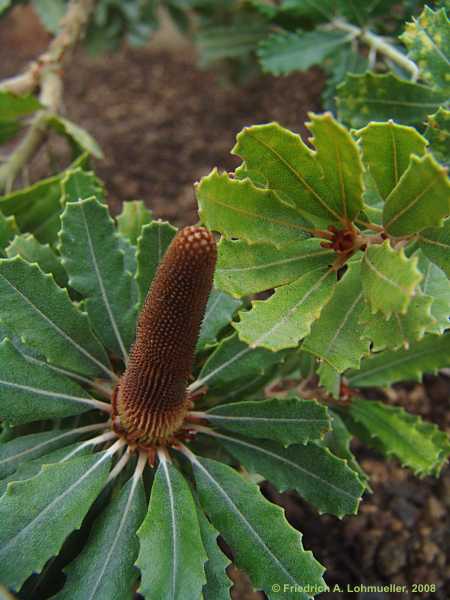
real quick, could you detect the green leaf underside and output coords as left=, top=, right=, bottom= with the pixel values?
left=197, top=170, right=312, bottom=247
left=137, top=460, right=207, bottom=600
left=349, top=398, right=450, bottom=476
left=417, top=251, right=450, bottom=333
left=400, top=7, right=450, bottom=93
left=196, top=332, right=283, bottom=395
left=419, top=219, right=450, bottom=277
left=136, top=220, right=177, bottom=305
left=0, top=91, right=42, bottom=119
left=425, top=108, right=450, bottom=163
left=0, top=452, right=111, bottom=590
left=56, top=475, right=146, bottom=600
left=303, top=262, right=369, bottom=372
left=213, top=433, right=364, bottom=517
left=357, top=121, right=428, bottom=200
left=59, top=197, right=138, bottom=360
left=207, top=396, right=330, bottom=446
left=234, top=267, right=336, bottom=351
left=192, top=456, right=326, bottom=600
left=116, top=200, right=152, bottom=245
left=233, top=120, right=358, bottom=224
left=195, top=24, right=268, bottom=66
left=0, top=258, right=111, bottom=378
left=347, top=334, right=450, bottom=387
left=215, top=237, right=334, bottom=298
left=361, top=241, right=422, bottom=317
left=383, top=154, right=450, bottom=236
left=197, top=289, right=241, bottom=350
left=360, top=295, right=436, bottom=351
left=0, top=426, right=100, bottom=479
left=0, top=339, right=99, bottom=425
left=6, top=233, right=68, bottom=288
left=48, top=115, right=103, bottom=159
left=258, top=30, right=352, bottom=75
left=196, top=506, right=232, bottom=600
left=337, top=73, right=449, bottom=128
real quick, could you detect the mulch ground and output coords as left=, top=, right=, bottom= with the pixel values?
left=1, top=7, right=449, bottom=600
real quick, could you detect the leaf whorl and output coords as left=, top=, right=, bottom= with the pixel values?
left=114, top=226, right=217, bottom=445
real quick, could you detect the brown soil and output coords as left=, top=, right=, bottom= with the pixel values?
left=1, top=7, right=449, bottom=600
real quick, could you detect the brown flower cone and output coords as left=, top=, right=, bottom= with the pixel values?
left=113, top=225, right=217, bottom=446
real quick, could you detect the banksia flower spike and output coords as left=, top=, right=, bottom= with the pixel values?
left=113, top=225, right=217, bottom=448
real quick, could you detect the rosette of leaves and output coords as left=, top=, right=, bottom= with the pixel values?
left=0, top=176, right=368, bottom=599
left=196, top=111, right=450, bottom=478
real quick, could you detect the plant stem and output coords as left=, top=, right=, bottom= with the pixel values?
left=0, top=0, right=97, bottom=192
left=330, top=18, right=419, bottom=80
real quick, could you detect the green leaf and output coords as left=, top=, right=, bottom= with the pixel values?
left=197, top=170, right=312, bottom=247
left=195, top=24, right=268, bottom=66
left=206, top=396, right=330, bottom=446
left=234, top=267, right=336, bottom=351
left=322, top=46, right=369, bottom=112
left=258, top=30, right=352, bottom=75
left=0, top=213, right=17, bottom=255
left=0, top=339, right=104, bottom=425
left=191, top=456, right=326, bottom=599
left=361, top=241, right=422, bottom=317
left=425, top=108, right=450, bottom=163
left=0, top=175, right=62, bottom=244
left=195, top=332, right=284, bottom=397
left=137, top=460, right=207, bottom=600
left=349, top=397, right=450, bottom=476
left=0, top=425, right=103, bottom=479
left=212, top=433, right=364, bottom=517
left=56, top=473, right=146, bottom=600
left=417, top=250, right=450, bottom=333
left=317, top=362, right=340, bottom=397
left=0, top=451, right=111, bottom=590
left=215, top=237, right=334, bottom=297
left=32, top=0, right=66, bottom=33
left=0, top=441, right=94, bottom=497
left=0, top=0, right=12, bottom=16
left=418, top=219, right=450, bottom=276
left=61, top=167, right=105, bottom=205
left=0, top=257, right=111, bottom=378
left=346, top=333, right=450, bottom=387
left=320, top=411, right=368, bottom=485
left=48, top=115, right=103, bottom=159
left=6, top=233, right=68, bottom=287
left=0, top=91, right=42, bottom=119
left=308, top=112, right=364, bottom=222
left=116, top=200, right=152, bottom=245
left=59, top=197, right=138, bottom=361
left=400, top=6, right=450, bottom=93
left=383, top=153, right=450, bottom=236
left=303, top=262, right=369, bottom=372
left=136, top=220, right=177, bottom=305
left=0, top=119, right=20, bottom=144
left=196, top=507, right=232, bottom=600
left=233, top=121, right=351, bottom=224
left=356, top=121, right=428, bottom=200
left=337, top=72, right=449, bottom=128
left=360, top=295, right=435, bottom=351
left=197, top=288, right=241, bottom=351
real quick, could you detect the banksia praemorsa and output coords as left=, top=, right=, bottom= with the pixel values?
left=113, top=225, right=217, bottom=447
